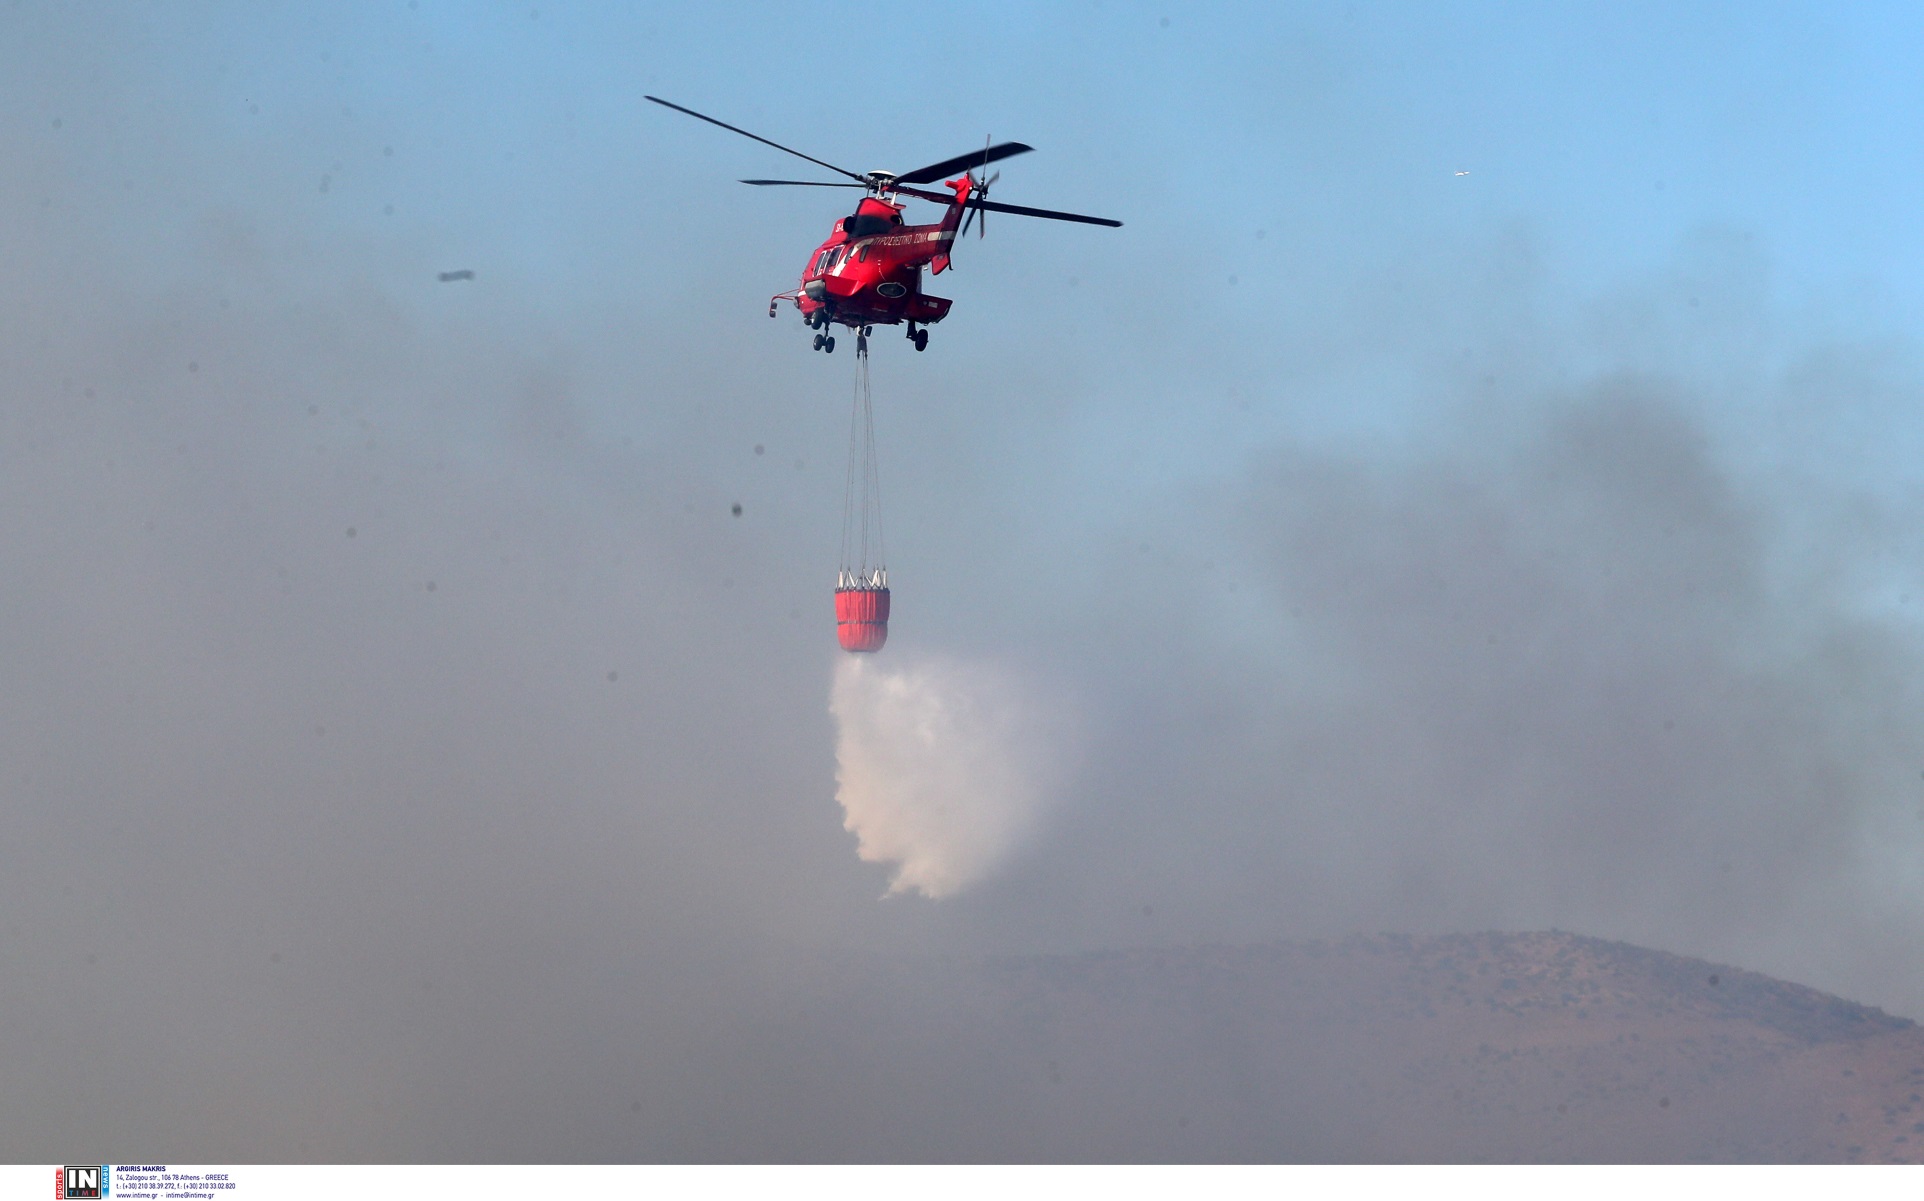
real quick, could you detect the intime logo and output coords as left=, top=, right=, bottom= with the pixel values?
left=55, top=1165, right=106, bottom=1199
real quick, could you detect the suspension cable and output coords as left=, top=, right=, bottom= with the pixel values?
left=839, top=335, right=886, bottom=588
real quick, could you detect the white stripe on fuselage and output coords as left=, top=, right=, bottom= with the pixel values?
left=860, top=229, right=956, bottom=251
left=826, top=228, right=954, bottom=277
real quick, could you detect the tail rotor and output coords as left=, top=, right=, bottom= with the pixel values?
left=958, top=135, right=999, bottom=240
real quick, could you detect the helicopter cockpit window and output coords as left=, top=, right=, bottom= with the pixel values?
left=846, top=212, right=897, bottom=238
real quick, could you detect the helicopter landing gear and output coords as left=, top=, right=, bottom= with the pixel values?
left=812, top=331, right=836, bottom=353
left=913, top=329, right=929, bottom=352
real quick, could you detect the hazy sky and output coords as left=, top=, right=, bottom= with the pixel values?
left=8, top=0, right=1924, bottom=1160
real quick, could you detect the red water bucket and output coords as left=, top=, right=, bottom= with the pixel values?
left=835, top=586, right=890, bottom=653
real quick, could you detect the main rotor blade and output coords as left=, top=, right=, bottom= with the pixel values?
left=740, top=179, right=866, bottom=188
left=894, top=185, right=965, bottom=205
left=895, top=184, right=1119, bottom=227
left=896, top=142, right=1033, bottom=185
left=646, top=96, right=865, bottom=183
left=970, top=198, right=1121, bottom=227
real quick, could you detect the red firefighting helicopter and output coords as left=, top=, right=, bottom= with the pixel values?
left=647, top=96, right=1121, bottom=353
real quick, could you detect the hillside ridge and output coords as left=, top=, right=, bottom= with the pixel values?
left=962, top=929, right=1924, bottom=1162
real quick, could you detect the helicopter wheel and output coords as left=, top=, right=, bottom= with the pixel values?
left=824, top=336, right=836, bottom=354
left=913, top=330, right=929, bottom=352
left=812, top=333, right=824, bottom=351
left=861, top=325, right=873, bottom=337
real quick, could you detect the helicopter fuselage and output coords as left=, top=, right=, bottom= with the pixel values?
left=779, top=177, right=973, bottom=332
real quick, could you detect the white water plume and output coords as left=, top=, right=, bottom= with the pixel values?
left=831, top=654, right=1075, bottom=899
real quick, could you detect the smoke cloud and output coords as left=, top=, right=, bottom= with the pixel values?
left=831, top=654, right=1075, bottom=899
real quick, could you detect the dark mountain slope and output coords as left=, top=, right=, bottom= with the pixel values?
left=969, top=931, right=1922, bottom=1162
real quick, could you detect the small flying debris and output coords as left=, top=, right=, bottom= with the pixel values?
left=438, top=269, right=475, bottom=282
left=1454, top=170, right=1470, bottom=177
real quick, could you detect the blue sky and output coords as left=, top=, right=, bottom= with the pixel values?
left=22, top=0, right=1924, bottom=479
left=31, top=4, right=1924, bottom=322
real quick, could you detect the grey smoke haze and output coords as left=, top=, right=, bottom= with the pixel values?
left=6, top=3, right=1924, bottom=1161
